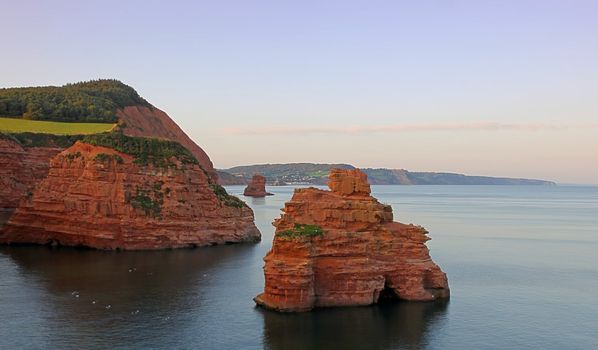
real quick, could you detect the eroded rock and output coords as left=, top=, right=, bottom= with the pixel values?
left=243, top=174, right=273, bottom=197
left=0, top=137, right=62, bottom=228
left=0, top=142, right=260, bottom=250
left=254, top=168, right=449, bottom=312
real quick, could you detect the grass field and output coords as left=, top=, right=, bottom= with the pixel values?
left=0, top=117, right=115, bottom=135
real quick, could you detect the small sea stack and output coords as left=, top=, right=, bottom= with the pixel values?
left=243, top=174, right=273, bottom=197
left=254, top=168, right=449, bottom=312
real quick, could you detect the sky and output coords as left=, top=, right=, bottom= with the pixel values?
left=1, top=0, right=597, bottom=184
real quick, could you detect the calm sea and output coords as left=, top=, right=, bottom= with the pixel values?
left=1, top=185, right=597, bottom=349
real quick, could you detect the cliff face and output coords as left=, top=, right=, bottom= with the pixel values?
left=0, top=142, right=260, bottom=250
left=243, top=174, right=273, bottom=197
left=254, top=169, right=449, bottom=312
left=117, top=106, right=217, bottom=180
left=0, top=138, right=62, bottom=227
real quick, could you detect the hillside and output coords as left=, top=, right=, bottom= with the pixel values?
left=0, top=79, right=215, bottom=176
left=362, top=168, right=556, bottom=185
left=0, top=79, right=259, bottom=249
left=0, top=79, right=150, bottom=123
left=217, top=170, right=246, bottom=185
left=219, top=163, right=556, bottom=186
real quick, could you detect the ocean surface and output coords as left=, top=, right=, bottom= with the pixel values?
left=1, top=185, right=597, bottom=349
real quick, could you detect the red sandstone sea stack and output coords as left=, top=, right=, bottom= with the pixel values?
left=254, top=168, right=449, bottom=312
left=243, top=174, right=273, bottom=197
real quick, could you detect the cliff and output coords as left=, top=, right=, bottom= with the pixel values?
left=0, top=136, right=62, bottom=228
left=243, top=174, right=273, bottom=197
left=0, top=80, right=260, bottom=249
left=117, top=105, right=217, bottom=180
left=0, top=141, right=260, bottom=250
left=254, top=169, right=449, bottom=312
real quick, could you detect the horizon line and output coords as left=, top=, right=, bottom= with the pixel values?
left=221, top=121, right=598, bottom=135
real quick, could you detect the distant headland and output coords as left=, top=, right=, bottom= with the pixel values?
left=218, top=163, right=556, bottom=186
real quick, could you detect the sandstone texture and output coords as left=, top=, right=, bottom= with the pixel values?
left=243, top=174, right=273, bottom=197
left=0, top=142, right=260, bottom=250
left=0, top=138, right=62, bottom=227
left=254, top=169, right=449, bottom=312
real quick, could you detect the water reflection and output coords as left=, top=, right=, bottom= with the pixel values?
left=1, top=244, right=259, bottom=348
left=250, top=196, right=267, bottom=205
left=260, top=301, right=448, bottom=350
left=1, top=185, right=597, bottom=349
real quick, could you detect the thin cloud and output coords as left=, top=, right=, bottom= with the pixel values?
left=222, top=122, right=596, bottom=136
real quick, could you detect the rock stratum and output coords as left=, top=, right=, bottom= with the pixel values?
left=243, top=174, right=273, bottom=197
left=0, top=80, right=260, bottom=249
left=0, top=138, right=62, bottom=224
left=254, top=169, right=449, bottom=312
left=0, top=142, right=260, bottom=249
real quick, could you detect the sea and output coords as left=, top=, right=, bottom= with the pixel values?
left=1, top=185, right=597, bottom=349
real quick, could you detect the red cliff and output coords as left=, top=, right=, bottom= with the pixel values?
left=254, top=169, right=449, bottom=312
left=1, top=105, right=220, bottom=217
left=117, top=106, right=217, bottom=180
left=0, top=137, right=62, bottom=227
left=0, top=141, right=260, bottom=250
left=243, top=174, right=273, bottom=197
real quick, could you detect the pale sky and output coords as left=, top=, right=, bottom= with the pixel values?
left=1, top=0, right=597, bottom=184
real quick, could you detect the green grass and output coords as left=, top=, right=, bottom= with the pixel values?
left=0, top=117, right=114, bottom=135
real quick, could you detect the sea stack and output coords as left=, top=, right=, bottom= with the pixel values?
left=254, top=168, right=449, bottom=312
left=243, top=174, right=273, bottom=197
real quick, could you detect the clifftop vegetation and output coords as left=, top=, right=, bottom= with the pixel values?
left=0, top=79, right=248, bottom=209
left=81, top=132, right=198, bottom=168
left=0, top=79, right=151, bottom=123
left=0, top=132, right=84, bottom=148
left=0, top=117, right=114, bottom=135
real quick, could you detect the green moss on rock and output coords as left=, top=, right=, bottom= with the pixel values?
left=1, top=132, right=84, bottom=148
left=92, top=152, right=124, bottom=164
left=209, top=184, right=247, bottom=208
left=65, top=151, right=82, bottom=160
left=130, top=184, right=164, bottom=218
left=82, top=132, right=197, bottom=168
left=277, top=224, right=324, bottom=239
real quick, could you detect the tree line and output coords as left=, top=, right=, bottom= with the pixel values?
left=0, top=79, right=152, bottom=123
